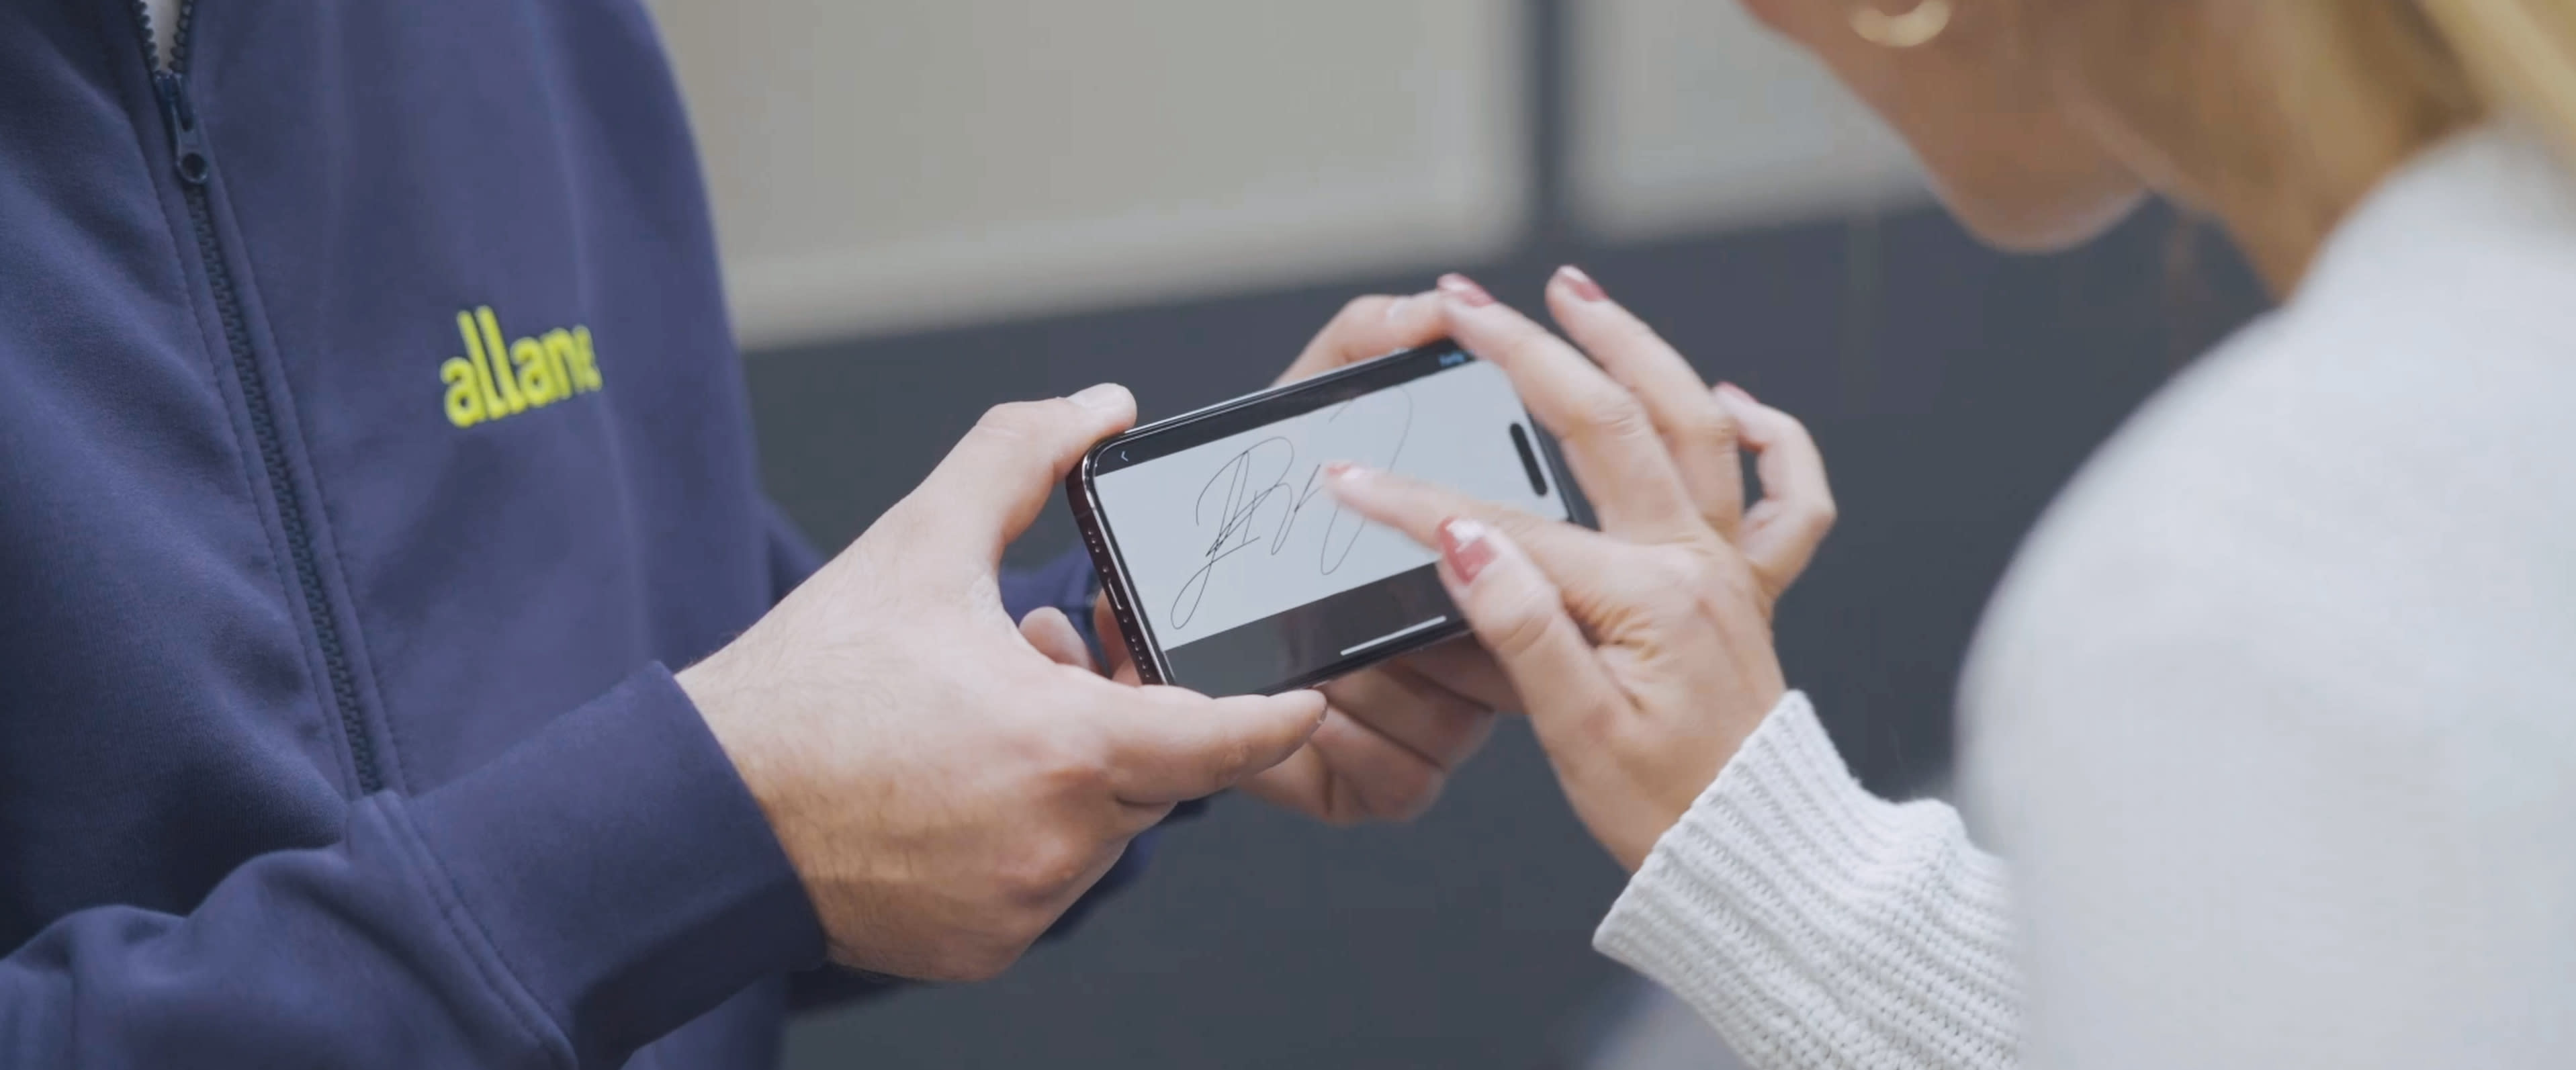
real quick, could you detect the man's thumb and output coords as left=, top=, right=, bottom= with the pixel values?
left=908, top=385, right=1135, bottom=562
left=1097, top=686, right=1327, bottom=805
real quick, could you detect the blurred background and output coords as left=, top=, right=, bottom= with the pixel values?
left=649, top=1, right=2267, bottom=1066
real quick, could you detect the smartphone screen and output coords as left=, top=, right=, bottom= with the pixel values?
left=1073, top=343, right=1574, bottom=697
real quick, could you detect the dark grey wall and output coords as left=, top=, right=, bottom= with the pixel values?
left=745, top=203, right=2265, bottom=1069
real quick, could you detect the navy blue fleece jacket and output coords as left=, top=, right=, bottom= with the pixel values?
left=0, top=1, right=1151, bottom=1065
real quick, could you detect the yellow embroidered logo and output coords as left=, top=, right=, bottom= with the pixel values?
left=438, top=306, right=604, bottom=428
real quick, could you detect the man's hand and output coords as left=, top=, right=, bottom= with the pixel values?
left=1088, top=292, right=1521, bottom=825
left=682, top=386, right=1326, bottom=981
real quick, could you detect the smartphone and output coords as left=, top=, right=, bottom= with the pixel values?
left=1067, top=341, right=1580, bottom=697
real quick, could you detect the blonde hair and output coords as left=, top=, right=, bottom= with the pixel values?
left=2417, top=0, right=2576, bottom=153
left=2048, top=2, right=2576, bottom=284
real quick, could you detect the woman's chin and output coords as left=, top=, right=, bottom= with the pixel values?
left=1941, top=183, right=2153, bottom=253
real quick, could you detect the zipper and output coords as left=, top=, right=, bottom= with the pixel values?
left=137, top=0, right=386, bottom=796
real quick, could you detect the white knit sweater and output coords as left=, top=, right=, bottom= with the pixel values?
left=1594, top=125, right=2576, bottom=1069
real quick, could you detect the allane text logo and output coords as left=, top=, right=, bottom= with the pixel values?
left=439, top=306, right=604, bottom=428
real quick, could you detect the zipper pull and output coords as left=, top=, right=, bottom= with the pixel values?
left=153, top=71, right=211, bottom=185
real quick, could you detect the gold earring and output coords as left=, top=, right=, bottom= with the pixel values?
left=1851, top=0, right=1953, bottom=48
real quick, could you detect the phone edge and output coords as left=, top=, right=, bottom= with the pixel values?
left=1065, top=443, right=1169, bottom=686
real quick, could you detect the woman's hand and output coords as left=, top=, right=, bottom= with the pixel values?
left=1324, top=269, right=1836, bottom=871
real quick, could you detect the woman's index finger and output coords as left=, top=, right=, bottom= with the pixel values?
left=1435, top=276, right=1702, bottom=543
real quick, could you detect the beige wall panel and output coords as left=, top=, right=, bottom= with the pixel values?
left=657, top=1, right=1527, bottom=348
left=1573, top=0, right=1925, bottom=241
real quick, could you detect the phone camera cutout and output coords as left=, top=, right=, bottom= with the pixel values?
left=1509, top=423, right=1549, bottom=496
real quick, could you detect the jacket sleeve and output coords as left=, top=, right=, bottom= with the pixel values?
left=1591, top=692, right=2023, bottom=1070
left=0, top=665, right=824, bottom=1070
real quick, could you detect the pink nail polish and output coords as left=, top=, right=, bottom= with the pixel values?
left=1439, top=517, right=1497, bottom=583
left=1437, top=273, right=1497, bottom=308
left=1556, top=265, right=1608, bottom=302
left=1716, top=381, right=1756, bottom=404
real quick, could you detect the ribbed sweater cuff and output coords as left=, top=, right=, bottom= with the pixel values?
left=1593, top=691, right=2020, bottom=1070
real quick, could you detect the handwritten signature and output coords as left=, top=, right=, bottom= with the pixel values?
left=1168, top=390, right=1414, bottom=629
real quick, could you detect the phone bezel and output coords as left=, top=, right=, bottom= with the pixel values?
left=1065, top=340, right=1585, bottom=695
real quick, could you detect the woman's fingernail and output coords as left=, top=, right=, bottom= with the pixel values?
left=1556, top=265, right=1608, bottom=302
left=1071, top=383, right=1130, bottom=411
left=1437, top=273, right=1497, bottom=308
left=1383, top=295, right=1415, bottom=322
left=1715, top=381, right=1755, bottom=404
left=1439, top=517, right=1498, bottom=584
